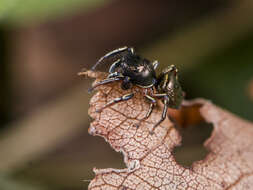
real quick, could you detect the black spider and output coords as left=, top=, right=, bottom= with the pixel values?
left=89, top=46, right=184, bottom=133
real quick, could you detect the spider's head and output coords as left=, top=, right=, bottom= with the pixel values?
left=92, top=47, right=157, bottom=89
left=119, top=55, right=157, bottom=88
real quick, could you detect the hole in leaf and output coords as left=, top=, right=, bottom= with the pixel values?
left=173, top=122, right=213, bottom=167
left=169, top=104, right=213, bottom=167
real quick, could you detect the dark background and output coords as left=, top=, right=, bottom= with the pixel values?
left=0, top=0, right=253, bottom=189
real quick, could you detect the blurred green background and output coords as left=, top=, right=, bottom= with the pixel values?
left=0, top=0, right=253, bottom=189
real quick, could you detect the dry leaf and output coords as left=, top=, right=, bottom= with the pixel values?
left=84, top=70, right=253, bottom=190
left=248, top=79, right=253, bottom=101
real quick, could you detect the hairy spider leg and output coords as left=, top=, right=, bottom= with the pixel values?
left=88, top=77, right=122, bottom=93
left=91, top=47, right=134, bottom=70
left=150, top=97, right=169, bottom=134
left=96, top=93, right=134, bottom=113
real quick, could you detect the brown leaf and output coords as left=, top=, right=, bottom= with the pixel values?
left=167, top=104, right=204, bottom=128
left=84, top=70, right=253, bottom=190
left=248, top=78, right=253, bottom=102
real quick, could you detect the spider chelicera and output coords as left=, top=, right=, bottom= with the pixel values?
left=89, top=47, right=184, bottom=133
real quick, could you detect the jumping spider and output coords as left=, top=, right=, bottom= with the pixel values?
left=89, top=47, right=184, bottom=133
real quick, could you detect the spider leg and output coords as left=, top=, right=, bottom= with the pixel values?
left=96, top=93, right=134, bottom=113
left=91, top=47, right=134, bottom=70
left=152, top=93, right=167, bottom=97
left=107, top=71, right=124, bottom=78
left=121, top=76, right=133, bottom=90
left=135, top=94, right=156, bottom=128
left=143, top=95, right=156, bottom=118
left=108, top=59, right=121, bottom=73
left=150, top=97, right=169, bottom=134
left=88, top=77, right=122, bottom=93
left=152, top=60, right=159, bottom=70
left=145, top=102, right=155, bottom=119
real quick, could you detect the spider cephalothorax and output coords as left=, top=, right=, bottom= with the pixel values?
left=90, top=47, right=158, bottom=91
left=88, top=47, right=184, bottom=133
